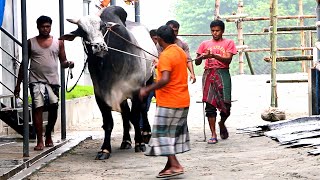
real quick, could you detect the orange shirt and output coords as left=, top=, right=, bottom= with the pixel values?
left=155, top=44, right=190, bottom=108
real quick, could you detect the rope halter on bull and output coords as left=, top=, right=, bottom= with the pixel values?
left=66, top=22, right=159, bottom=93
left=80, top=22, right=158, bottom=62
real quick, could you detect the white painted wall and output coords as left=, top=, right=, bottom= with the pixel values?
left=13, top=0, right=176, bottom=86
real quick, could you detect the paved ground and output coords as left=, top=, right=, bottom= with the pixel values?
left=2, top=74, right=318, bottom=180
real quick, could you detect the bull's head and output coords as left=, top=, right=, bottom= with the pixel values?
left=60, top=13, right=119, bottom=58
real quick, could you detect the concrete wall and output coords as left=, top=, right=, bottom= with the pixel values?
left=55, top=95, right=102, bottom=132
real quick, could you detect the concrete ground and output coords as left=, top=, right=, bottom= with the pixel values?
left=1, top=73, right=316, bottom=180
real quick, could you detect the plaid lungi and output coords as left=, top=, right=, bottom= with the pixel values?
left=202, top=68, right=231, bottom=114
left=145, top=106, right=190, bottom=156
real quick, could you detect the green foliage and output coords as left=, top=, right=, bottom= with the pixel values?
left=173, top=0, right=316, bottom=75
left=66, top=85, right=94, bottom=100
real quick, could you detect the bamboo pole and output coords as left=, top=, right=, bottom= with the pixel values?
left=178, top=31, right=312, bottom=37
left=266, top=79, right=308, bottom=83
left=263, top=26, right=316, bottom=32
left=244, top=52, right=255, bottom=75
left=299, top=0, right=306, bottom=72
left=237, top=0, right=244, bottom=75
left=214, top=0, right=220, bottom=20
left=244, top=47, right=313, bottom=52
left=264, top=55, right=313, bottom=62
left=219, top=13, right=248, bottom=19
left=270, top=0, right=278, bottom=108
left=226, top=15, right=315, bottom=22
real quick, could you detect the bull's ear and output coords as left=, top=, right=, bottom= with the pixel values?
left=66, top=18, right=79, bottom=24
left=59, top=34, right=77, bottom=41
left=59, top=30, right=82, bottom=41
left=96, top=7, right=106, bottom=17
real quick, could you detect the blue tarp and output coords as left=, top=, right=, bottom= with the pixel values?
left=0, top=0, right=5, bottom=27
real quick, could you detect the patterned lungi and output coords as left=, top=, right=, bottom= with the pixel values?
left=29, top=82, right=60, bottom=109
left=202, top=68, right=231, bottom=114
left=145, top=106, right=190, bottom=156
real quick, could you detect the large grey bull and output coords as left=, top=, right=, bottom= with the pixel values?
left=60, top=5, right=158, bottom=160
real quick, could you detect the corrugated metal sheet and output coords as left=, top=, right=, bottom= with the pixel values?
left=238, top=116, right=320, bottom=155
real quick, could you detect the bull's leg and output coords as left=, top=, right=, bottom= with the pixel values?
left=95, top=95, right=113, bottom=160
left=119, top=100, right=132, bottom=149
left=131, top=96, right=146, bottom=152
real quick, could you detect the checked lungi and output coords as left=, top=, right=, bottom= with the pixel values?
left=202, top=68, right=231, bottom=114
left=145, top=107, right=190, bottom=156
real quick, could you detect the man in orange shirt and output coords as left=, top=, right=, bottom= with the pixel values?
left=139, top=25, right=190, bottom=179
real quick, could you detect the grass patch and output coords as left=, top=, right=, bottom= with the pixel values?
left=66, top=85, right=94, bottom=100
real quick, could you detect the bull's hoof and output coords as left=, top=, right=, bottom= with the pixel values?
left=120, top=140, right=132, bottom=149
left=95, top=149, right=111, bottom=160
left=135, top=143, right=146, bottom=152
left=142, top=131, right=151, bottom=144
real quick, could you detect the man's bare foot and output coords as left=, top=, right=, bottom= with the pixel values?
left=34, top=143, right=44, bottom=151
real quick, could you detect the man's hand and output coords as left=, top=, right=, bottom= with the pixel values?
left=14, top=85, right=20, bottom=98
left=152, top=58, right=159, bottom=67
left=139, top=87, right=149, bottom=101
left=68, top=61, right=75, bottom=69
left=189, top=74, right=196, bottom=84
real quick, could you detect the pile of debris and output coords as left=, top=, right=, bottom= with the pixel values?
left=238, top=116, right=320, bottom=155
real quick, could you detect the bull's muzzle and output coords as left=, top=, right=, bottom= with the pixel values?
left=91, top=42, right=108, bottom=57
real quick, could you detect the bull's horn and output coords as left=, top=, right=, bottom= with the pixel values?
left=96, top=7, right=106, bottom=17
left=66, top=19, right=79, bottom=24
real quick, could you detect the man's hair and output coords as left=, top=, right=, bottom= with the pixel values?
left=156, top=25, right=175, bottom=44
left=210, top=20, right=225, bottom=31
left=149, top=29, right=157, bottom=37
left=165, top=20, right=180, bottom=29
left=36, top=15, right=52, bottom=26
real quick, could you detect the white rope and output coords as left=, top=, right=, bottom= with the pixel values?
left=107, top=46, right=154, bottom=61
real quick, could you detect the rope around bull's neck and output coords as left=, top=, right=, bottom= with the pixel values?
left=106, top=27, right=159, bottom=59
left=106, top=27, right=200, bottom=62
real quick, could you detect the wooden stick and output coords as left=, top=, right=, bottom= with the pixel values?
left=244, top=47, right=313, bottom=52
left=266, top=79, right=308, bottom=83
left=226, top=15, right=315, bottom=22
left=264, top=55, right=313, bottom=62
left=263, top=26, right=316, bottom=32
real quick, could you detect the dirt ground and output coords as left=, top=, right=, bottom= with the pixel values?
left=28, top=74, right=320, bottom=180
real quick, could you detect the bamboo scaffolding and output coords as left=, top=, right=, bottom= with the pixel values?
left=218, top=13, right=248, bottom=19
left=266, top=79, right=308, bottom=83
left=264, top=55, right=313, bottom=62
left=263, top=26, right=316, bottom=32
left=244, top=47, right=313, bottom=52
left=226, top=15, right=315, bottom=22
left=237, top=0, right=245, bottom=74
left=245, top=52, right=255, bottom=75
left=270, top=0, right=278, bottom=108
left=299, top=0, right=307, bottom=72
left=178, top=31, right=312, bottom=37
left=214, top=0, right=220, bottom=20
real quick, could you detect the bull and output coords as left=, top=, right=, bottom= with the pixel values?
left=60, top=5, right=158, bottom=160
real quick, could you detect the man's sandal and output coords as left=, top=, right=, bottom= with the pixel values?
left=207, top=137, right=218, bottom=144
